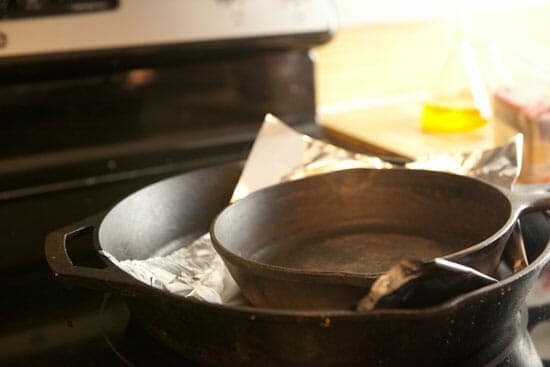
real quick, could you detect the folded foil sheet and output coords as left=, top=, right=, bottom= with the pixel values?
left=107, top=114, right=522, bottom=305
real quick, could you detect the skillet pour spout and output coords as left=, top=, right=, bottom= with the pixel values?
left=211, top=168, right=550, bottom=310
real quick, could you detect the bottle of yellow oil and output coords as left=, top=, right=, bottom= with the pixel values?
left=421, top=3, right=491, bottom=133
left=421, top=91, right=488, bottom=133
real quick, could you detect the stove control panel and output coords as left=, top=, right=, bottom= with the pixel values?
left=0, top=0, right=117, bottom=19
left=0, top=0, right=337, bottom=59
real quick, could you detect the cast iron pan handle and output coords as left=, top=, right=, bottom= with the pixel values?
left=45, top=214, right=139, bottom=295
left=510, top=183, right=550, bottom=215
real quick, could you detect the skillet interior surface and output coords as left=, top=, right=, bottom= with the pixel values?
left=98, top=162, right=242, bottom=261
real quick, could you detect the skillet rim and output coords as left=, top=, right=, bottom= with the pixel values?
left=210, top=168, right=516, bottom=286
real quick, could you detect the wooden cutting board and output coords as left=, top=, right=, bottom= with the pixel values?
left=320, top=101, right=495, bottom=159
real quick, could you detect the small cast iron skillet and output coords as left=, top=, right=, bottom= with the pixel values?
left=211, top=168, right=550, bottom=310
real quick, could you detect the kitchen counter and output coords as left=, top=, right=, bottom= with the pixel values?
left=313, top=23, right=493, bottom=158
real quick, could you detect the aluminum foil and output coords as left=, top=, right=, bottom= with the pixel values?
left=102, top=234, right=246, bottom=305
left=109, top=113, right=522, bottom=305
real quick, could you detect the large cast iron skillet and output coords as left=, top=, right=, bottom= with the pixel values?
left=46, top=162, right=550, bottom=367
left=211, top=168, right=550, bottom=309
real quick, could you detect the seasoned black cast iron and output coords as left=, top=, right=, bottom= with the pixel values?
left=46, top=163, right=550, bottom=367
left=211, top=168, right=550, bottom=309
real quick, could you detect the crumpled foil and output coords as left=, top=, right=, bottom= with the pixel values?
left=102, top=234, right=246, bottom=305
left=108, top=113, right=522, bottom=305
left=233, top=114, right=521, bottom=200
